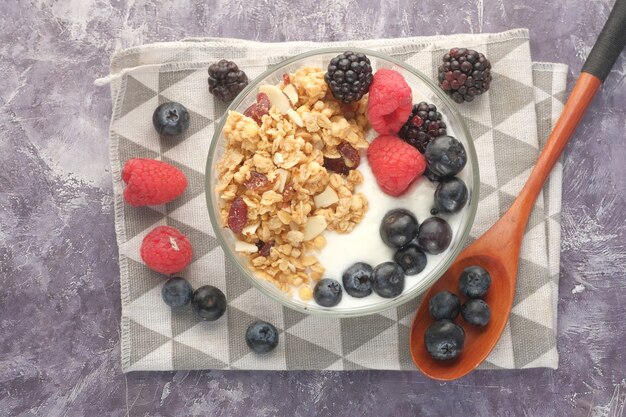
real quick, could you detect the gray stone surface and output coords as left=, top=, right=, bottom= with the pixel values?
left=1, top=0, right=625, bottom=416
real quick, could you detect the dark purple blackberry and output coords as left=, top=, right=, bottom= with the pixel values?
left=324, top=51, right=373, bottom=104
left=208, top=60, right=248, bottom=102
left=398, top=102, right=447, bottom=153
left=438, top=48, right=492, bottom=103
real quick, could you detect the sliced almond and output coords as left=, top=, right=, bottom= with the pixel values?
left=259, top=84, right=292, bottom=114
left=273, top=168, right=289, bottom=193
left=277, top=210, right=292, bottom=225
left=273, top=152, right=284, bottom=164
left=313, top=186, right=339, bottom=208
left=235, top=241, right=259, bottom=253
left=241, top=222, right=260, bottom=236
left=282, top=83, right=299, bottom=105
left=303, top=215, right=327, bottom=241
left=287, top=109, right=304, bottom=127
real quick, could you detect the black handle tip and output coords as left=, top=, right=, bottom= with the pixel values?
left=581, top=0, right=626, bottom=81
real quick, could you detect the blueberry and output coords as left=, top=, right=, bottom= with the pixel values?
left=245, top=321, right=279, bottom=354
left=417, top=217, right=452, bottom=254
left=372, top=262, right=405, bottom=298
left=152, top=102, right=190, bottom=136
left=380, top=209, right=419, bottom=249
left=393, top=243, right=427, bottom=275
left=458, top=266, right=491, bottom=298
left=161, top=277, right=193, bottom=308
left=424, top=166, right=443, bottom=182
left=428, top=291, right=461, bottom=320
left=191, top=285, right=227, bottom=321
left=313, top=278, right=343, bottom=307
left=435, top=177, right=468, bottom=214
left=461, top=299, right=491, bottom=326
left=424, top=320, right=465, bottom=360
left=342, top=262, right=373, bottom=298
left=425, top=135, right=467, bottom=179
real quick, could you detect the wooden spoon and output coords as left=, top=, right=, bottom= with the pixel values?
left=410, top=0, right=626, bottom=380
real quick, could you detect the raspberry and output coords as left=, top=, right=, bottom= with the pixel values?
left=367, top=69, right=413, bottom=135
left=367, top=135, right=426, bottom=196
left=122, top=158, right=187, bottom=207
left=140, top=226, right=193, bottom=275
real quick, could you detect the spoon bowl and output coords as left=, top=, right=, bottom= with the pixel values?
left=410, top=252, right=514, bottom=380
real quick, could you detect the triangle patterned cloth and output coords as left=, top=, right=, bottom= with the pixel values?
left=105, top=29, right=568, bottom=372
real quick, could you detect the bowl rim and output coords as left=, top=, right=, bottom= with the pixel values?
left=205, top=47, right=480, bottom=318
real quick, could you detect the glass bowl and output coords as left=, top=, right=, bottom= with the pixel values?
left=206, top=48, right=479, bottom=317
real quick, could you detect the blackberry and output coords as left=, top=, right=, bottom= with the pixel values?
left=325, top=51, right=373, bottom=104
left=398, top=102, right=447, bottom=153
left=208, top=60, right=248, bottom=102
left=438, top=48, right=492, bottom=103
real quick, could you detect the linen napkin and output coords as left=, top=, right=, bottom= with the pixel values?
left=103, top=29, right=568, bottom=371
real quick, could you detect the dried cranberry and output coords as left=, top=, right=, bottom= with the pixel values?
left=243, top=103, right=256, bottom=120
left=341, top=104, right=356, bottom=119
left=256, top=92, right=270, bottom=110
left=323, top=157, right=350, bottom=175
left=243, top=171, right=270, bottom=190
left=283, top=74, right=290, bottom=85
left=228, top=197, right=248, bottom=234
left=243, top=93, right=271, bottom=125
left=256, top=239, right=275, bottom=257
left=337, top=142, right=360, bottom=169
left=282, top=184, right=296, bottom=207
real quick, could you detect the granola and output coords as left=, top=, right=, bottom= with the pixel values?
left=216, top=66, right=370, bottom=296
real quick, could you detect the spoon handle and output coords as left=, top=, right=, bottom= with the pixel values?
left=509, top=0, right=626, bottom=229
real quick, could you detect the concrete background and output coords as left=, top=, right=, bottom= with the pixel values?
left=1, top=0, right=625, bottom=415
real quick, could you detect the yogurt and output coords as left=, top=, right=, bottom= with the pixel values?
left=298, top=132, right=472, bottom=310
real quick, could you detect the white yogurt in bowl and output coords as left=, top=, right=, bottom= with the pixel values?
left=299, top=137, right=471, bottom=310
